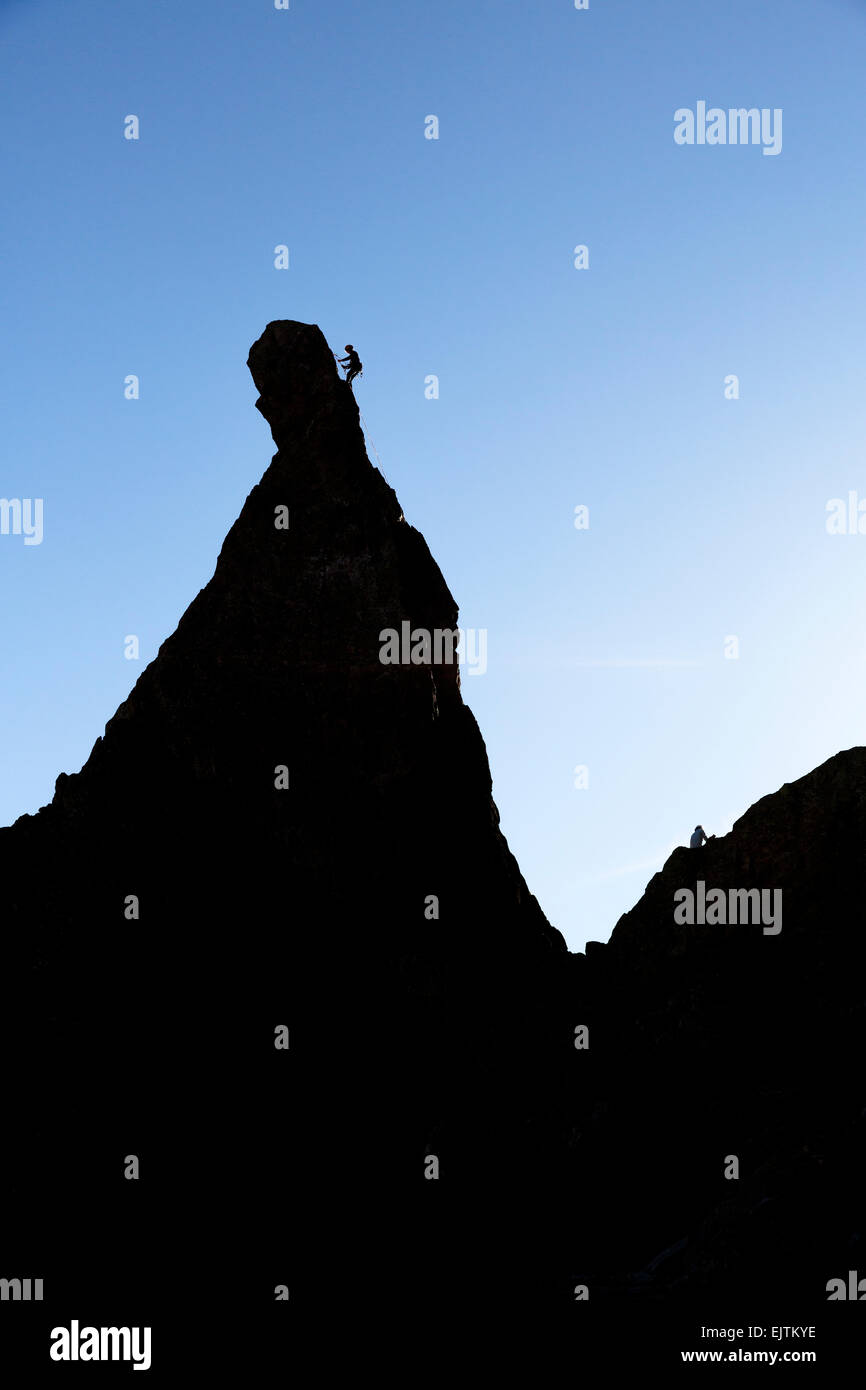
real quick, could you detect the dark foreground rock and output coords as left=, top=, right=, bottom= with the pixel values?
left=1, top=322, right=863, bottom=1368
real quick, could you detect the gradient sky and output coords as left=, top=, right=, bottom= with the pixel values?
left=2, top=0, right=865, bottom=950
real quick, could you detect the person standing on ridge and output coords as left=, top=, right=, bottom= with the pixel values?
left=690, top=824, right=711, bottom=848
left=338, top=344, right=363, bottom=387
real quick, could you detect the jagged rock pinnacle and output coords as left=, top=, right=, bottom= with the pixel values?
left=247, top=319, right=349, bottom=448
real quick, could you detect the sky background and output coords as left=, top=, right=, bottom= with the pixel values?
left=2, top=0, right=865, bottom=951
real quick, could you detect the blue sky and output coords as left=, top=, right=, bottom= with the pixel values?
left=2, top=0, right=865, bottom=950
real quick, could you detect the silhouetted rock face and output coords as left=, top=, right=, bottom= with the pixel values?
left=566, top=749, right=866, bottom=1302
left=0, top=320, right=563, bottom=1336
left=20, top=321, right=558, bottom=951
left=37, top=320, right=561, bottom=956
left=609, top=746, right=866, bottom=970
left=1, top=323, right=863, bottom=1349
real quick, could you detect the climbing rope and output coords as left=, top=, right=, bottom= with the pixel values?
left=358, top=408, right=387, bottom=479
left=332, top=349, right=388, bottom=480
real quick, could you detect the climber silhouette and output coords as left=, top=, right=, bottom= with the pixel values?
left=338, top=344, right=363, bottom=387
left=690, top=824, right=713, bottom=848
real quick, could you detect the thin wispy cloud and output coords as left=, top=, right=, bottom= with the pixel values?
left=584, top=841, right=681, bottom=885
left=569, top=659, right=703, bottom=669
